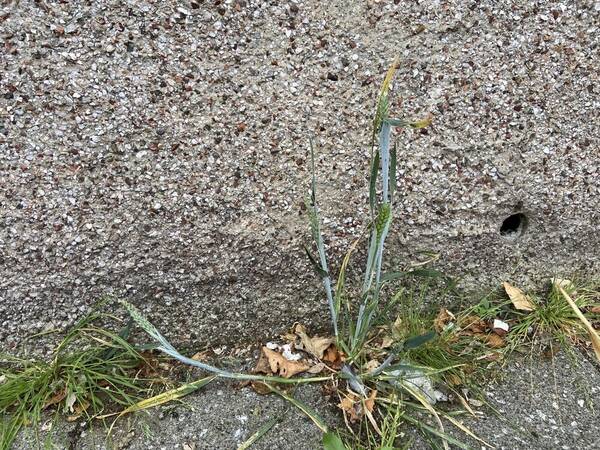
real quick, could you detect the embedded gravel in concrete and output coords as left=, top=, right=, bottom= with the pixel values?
left=10, top=349, right=600, bottom=450
left=1, top=1, right=599, bottom=354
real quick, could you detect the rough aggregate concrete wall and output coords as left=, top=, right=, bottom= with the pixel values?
left=1, top=0, right=599, bottom=350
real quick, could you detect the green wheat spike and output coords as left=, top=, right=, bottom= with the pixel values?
left=117, top=299, right=163, bottom=344
left=375, top=203, right=391, bottom=237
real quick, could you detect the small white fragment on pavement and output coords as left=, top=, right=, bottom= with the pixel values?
left=265, top=342, right=279, bottom=350
left=281, top=343, right=302, bottom=361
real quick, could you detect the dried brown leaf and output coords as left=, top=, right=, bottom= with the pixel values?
left=503, top=282, right=535, bottom=311
left=43, top=389, right=66, bottom=409
left=338, top=394, right=361, bottom=422
left=364, top=389, right=377, bottom=413
left=434, top=308, right=456, bottom=333
left=322, top=344, right=345, bottom=369
left=262, top=347, right=310, bottom=378
left=253, top=348, right=272, bottom=375
left=293, top=324, right=335, bottom=359
left=459, top=315, right=488, bottom=334
left=483, top=333, right=506, bottom=348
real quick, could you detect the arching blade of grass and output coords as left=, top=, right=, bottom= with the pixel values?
left=266, top=384, right=329, bottom=433
left=237, top=416, right=280, bottom=450
left=112, top=376, right=216, bottom=418
left=118, top=299, right=329, bottom=384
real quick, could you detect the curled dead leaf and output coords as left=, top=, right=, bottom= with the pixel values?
left=293, top=324, right=335, bottom=359
left=338, top=394, right=362, bottom=423
left=253, top=348, right=272, bottom=375
left=434, top=308, right=456, bottom=333
left=483, top=333, right=505, bottom=349
left=459, top=315, right=488, bottom=334
left=503, top=282, right=535, bottom=311
left=262, top=347, right=310, bottom=378
left=339, top=390, right=377, bottom=424
left=322, top=344, right=345, bottom=369
left=589, top=306, right=600, bottom=314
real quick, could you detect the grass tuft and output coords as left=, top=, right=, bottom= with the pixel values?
left=0, top=311, right=162, bottom=450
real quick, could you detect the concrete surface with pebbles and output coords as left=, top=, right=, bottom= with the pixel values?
left=3, top=3, right=599, bottom=449
left=10, top=349, right=600, bottom=450
left=1, top=0, right=599, bottom=358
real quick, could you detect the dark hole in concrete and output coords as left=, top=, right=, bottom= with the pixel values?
left=500, top=213, right=528, bottom=237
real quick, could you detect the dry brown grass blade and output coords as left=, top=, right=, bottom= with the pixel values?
left=400, top=381, right=450, bottom=450
left=556, top=284, right=600, bottom=362
left=449, top=388, right=477, bottom=418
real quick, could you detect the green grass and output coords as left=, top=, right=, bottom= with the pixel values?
left=0, top=311, right=163, bottom=450
left=464, top=278, right=600, bottom=357
left=508, top=281, right=598, bottom=350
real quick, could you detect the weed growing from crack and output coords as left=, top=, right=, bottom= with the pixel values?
left=111, top=60, right=483, bottom=449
